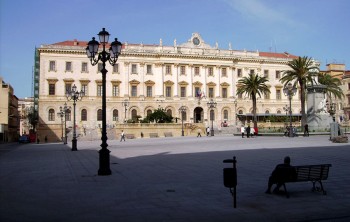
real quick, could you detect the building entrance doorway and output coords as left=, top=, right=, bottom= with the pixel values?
left=194, top=107, right=204, bottom=123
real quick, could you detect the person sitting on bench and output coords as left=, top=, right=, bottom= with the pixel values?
left=265, top=156, right=297, bottom=194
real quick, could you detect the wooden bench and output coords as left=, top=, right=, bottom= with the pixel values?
left=164, top=132, right=173, bottom=137
left=281, top=164, right=332, bottom=198
left=149, top=133, right=159, bottom=138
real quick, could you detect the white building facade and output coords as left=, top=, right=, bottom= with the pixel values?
left=35, top=33, right=303, bottom=140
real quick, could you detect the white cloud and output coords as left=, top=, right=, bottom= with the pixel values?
left=223, top=0, right=298, bottom=27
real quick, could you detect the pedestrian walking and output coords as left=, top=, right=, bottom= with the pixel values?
left=246, top=125, right=251, bottom=138
left=304, top=124, right=309, bottom=137
left=206, top=127, right=210, bottom=136
left=197, top=128, right=202, bottom=137
left=120, top=130, right=126, bottom=142
left=240, top=125, right=245, bottom=138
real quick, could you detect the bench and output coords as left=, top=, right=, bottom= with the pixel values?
left=281, top=164, right=332, bottom=198
left=125, top=134, right=135, bottom=139
left=164, top=132, right=173, bottom=137
left=149, top=133, right=159, bottom=138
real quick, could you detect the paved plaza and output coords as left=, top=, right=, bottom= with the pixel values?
left=1, top=135, right=350, bottom=222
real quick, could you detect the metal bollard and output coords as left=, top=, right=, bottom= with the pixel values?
left=223, top=156, right=237, bottom=208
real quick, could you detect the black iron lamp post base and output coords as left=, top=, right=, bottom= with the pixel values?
left=98, top=148, right=112, bottom=175
left=71, top=138, right=77, bottom=151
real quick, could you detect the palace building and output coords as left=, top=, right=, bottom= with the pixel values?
left=34, top=33, right=307, bottom=140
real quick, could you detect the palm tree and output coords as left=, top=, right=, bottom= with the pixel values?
left=317, top=72, right=344, bottom=102
left=280, top=56, right=319, bottom=126
left=236, top=73, right=270, bottom=128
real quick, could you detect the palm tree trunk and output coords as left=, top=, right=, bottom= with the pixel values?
left=252, top=95, right=257, bottom=128
left=300, top=82, right=307, bottom=126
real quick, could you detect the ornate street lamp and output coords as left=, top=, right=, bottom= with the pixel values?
left=122, top=99, right=129, bottom=123
left=207, top=99, right=217, bottom=136
left=233, top=100, right=238, bottom=126
left=327, top=101, right=336, bottom=122
left=178, top=106, right=187, bottom=136
left=66, top=84, right=84, bottom=150
left=57, top=107, right=65, bottom=143
left=61, top=103, right=70, bottom=144
left=86, top=28, right=122, bottom=176
left=283, top=82, right=297, bottom=137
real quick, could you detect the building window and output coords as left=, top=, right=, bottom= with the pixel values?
left=277, top=110, right=282, bottom=114
left=65, top=62, right=72, bottom=72
left=275, top=71, right=281, bottom=79
left=250, top=69, right=255, bottom=75
left=167, top=109, right=172, bottom=117
left=131, top=109, right=137, bottom=121
left=208, top=87, right=214, bottom=98
left=222, top=88, right=227, bottom=98
left=49, top=61, right=56, bottom=71
left=82, top=62, right=88, bottom=72
left=195, top=87, right=201, bottom=97
left=265, top=92, right=270, bottom=99
left=237, top=69, right=242, bottom=77
left=222, top=68, right=227, bottom=77
left=146, top=86, right=152, bottom=97
left=49, top=84, right=55, bottom=95
left=238, top=93, right=243, bottom=99
left=98, top=63, right=103, bottom=73
left=66, top=109, right=71, bottom=121
left=180, top=66, right=186, bottom=75
left=194, top=66, right=200, bottom=76
left=224, top=110, right=228, bottom=120
left=276, top=89, right=281, bottom=100
left=113, top=109, right=118, bottom=121
left=182, top=111, right=187, bottom=121
left=112, top=85, right=119, bottom=97
left=81, top=109, right=87, bottom=121
left=208, top=67, right=214, bottom=76
left=180, top=87, right=186, bottom=97
left=210, top=110, right=215, bottom=121
left=97, top=109, right=102, bottom=121
left=146, top=65, right=152, bottom=74
left=48, top=109, right=55, bottom=121
left=97, top=85, right=102, bottom=96
left=81, top=84, right=88, bottom=96
left=65, top=83, right=72, bottom=94
left=165, top=65, right=171, bottom=75
left=166, top=86, right=172, bottom=97
left=147, top=109, right=152, bottom=116
left=131, top=86, right=137, bottom=97
left=113, top=64, right=119, bottom=73
left=131, top=64, right=137, bottom=74
left=264, top=70, right=269, bottom=78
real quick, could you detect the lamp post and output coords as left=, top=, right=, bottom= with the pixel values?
left=327, top=101, right=336, bottom=122
left=179, top=106, right=186, bottom=136
left=207, top=99, right=217, bottom=136
left=283, top=82, right=297, bottom=137
left=66, top=84, right=83, bottom=150
left=234, top=100, right=238, bottom=126
left=122, top=99, right=129, bottom=123
left=57, top=107, right=64, bottom=143
left=86, top=28, right=122, bottom=176
left=62, top=103, right=69, bottom=144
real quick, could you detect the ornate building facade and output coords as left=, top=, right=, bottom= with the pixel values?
left=35, top=33, right=306, bottom=140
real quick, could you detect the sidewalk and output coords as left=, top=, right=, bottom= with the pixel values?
left=1, top=136, right=350, bottom=222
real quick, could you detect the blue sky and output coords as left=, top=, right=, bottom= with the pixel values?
left=1, top=0, right=349, bottom=98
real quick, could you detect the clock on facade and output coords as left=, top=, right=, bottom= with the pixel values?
left=192, top=37, right=200, bottom=46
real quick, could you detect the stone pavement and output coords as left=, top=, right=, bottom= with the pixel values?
left=1, top=135, right=350, bottom=222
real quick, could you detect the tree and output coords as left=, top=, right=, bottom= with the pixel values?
left=236, top=73, right=270, bottom=128
left=317, top=72, right=344, bottom=103
left=145, top=108, right=173, bottom=123
left=280, top=56, right=319, bottom=126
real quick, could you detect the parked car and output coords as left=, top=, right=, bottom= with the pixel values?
left=19, top=135, right=30, bottom=143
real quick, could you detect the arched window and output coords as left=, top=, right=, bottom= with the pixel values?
left=147, top=109, right=152, bottom=116
left=97, top=109, right=102, bottom=121
left=210, top=110, right=215, bottom=121
left=131, top=109, right=137, bottom=120
left=113, top=109, right=118, bottom=121
left=48, top=109, right=55, bottom=121
left=238, top=110, right=243, bottom=114
left=265, top=110, right=270, bottom=114
left=223, top=110, right=228, bottom=120
left=166, top=109, right=172, bottom=117
left=81, top=109, right=87, bottom=121
left=277, top=110, right=281, bottom=114
left=65, top=109, right=71, bottom=121
left=182, top=111, right=187, bottom=121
